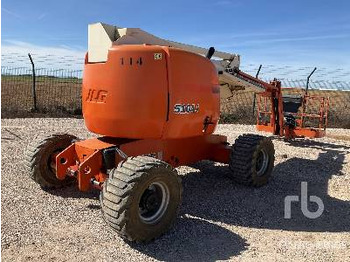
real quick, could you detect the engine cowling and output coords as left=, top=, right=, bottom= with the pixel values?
left=83, top=44, right=220, bottom=139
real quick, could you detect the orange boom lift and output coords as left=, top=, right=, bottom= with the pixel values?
left=26, top=23, right=328, bottom=242
left=232, top=68, right=329, bottom=139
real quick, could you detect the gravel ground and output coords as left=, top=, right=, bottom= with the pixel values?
left=1, top=118, right=350, bottom=262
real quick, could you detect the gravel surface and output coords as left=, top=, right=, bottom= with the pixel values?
left=1, top=118, right=350, bottom=262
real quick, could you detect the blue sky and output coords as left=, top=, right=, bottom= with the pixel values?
left=2, top=0, right=350, bottom=79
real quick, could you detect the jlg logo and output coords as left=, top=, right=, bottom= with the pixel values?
left=86, top=89, right=108, bottom=104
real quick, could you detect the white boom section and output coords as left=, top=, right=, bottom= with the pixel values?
left=88, top=23, right=238, bottom=63
left=88, top=23, right=257, bottom=98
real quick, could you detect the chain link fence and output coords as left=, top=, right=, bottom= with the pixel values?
left=1, top=53, right=350, bottom=128
left=220, top=64, right=350, bottom=128
left=220, top=88, right=350, bottom=128
left=1, top=66, right=82, bottom=117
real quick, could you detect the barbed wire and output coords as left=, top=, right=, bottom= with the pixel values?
left=240, top=63, right=350, bottom=83
left=1, top=53, right=85, bottom=70
left=1, top=52, right=350, bottom=90
left=1, top=61, right=349, bottom=127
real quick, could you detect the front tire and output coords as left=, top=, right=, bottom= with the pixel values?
left=100, top=156, right=182, bottom=242
left=25, top=133, right=77, bottom=189
left=229, top=134, right=275, bottom=187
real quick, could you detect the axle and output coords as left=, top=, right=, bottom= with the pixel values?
left=56, top=135, right=231, bottom=191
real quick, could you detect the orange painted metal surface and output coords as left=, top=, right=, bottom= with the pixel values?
left=256, top=124, right=275, bottom=133
left=254, top=80, right=284, bottom=137
left=57, top=43, right=329, bottom=193
left=287, top=127, right=325, bottom=138
left=162, top=48, right=220, bottom=138
left=255, top=88, right=329, bottom=139
left=83, top=45, right=219, bottom=140
left=119, top=134, right=230, bottom=166
left=57, top=44, right=225, bottom=192
left=56, top=144, right=78, bottom=180
left=83, top=45, right=168, bottom=139
left=235, top=70, right=329, bottom=139
left=56, top=138, right=113, bottom=191
left=56, top=135, right=230, bottom=191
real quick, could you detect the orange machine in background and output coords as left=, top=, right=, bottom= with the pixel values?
left=232, top=69, right=329, bottom=139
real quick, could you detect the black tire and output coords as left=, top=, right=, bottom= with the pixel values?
left=100, top=156, right=182, bottom=242
left=229, top=134, right=275, bottom=187
left=25, top=133, right=77, bottom=189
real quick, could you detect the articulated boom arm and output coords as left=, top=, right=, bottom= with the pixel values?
left=87, top=22, right=328, bottom=139
left=88, top=23, right=239, bottom=64
left=231, top=69, right=285, bottom=136
left=230, top=69, right=280, bottom=92
left=88, top=22, right=256, bottom=99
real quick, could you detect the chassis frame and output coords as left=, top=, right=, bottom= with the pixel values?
left=56, top=134, right=231, bottom=191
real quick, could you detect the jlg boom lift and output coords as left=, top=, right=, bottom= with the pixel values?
left=26, top=23, right=329, bottom=242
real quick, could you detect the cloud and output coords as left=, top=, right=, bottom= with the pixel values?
left=2, top=40, right=85, bottom=70
left=2, top=40, right=85, bottom=56
left=2, top=7, right=21, bottom=19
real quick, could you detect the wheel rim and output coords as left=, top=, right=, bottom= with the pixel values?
left=256, top=148, right=269, bottom=176
left=48, top=150, right=62, bottom=173
left=139, top=181, right=170, bottom=224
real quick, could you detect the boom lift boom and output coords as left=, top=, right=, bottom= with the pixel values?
left=25, top=22, right=328, bottom=242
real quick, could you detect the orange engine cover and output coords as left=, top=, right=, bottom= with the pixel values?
left=83, top=44, right=220, bottom=139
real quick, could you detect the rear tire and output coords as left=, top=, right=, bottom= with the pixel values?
left=25, top=133, right=77, bottom=189
left=100, top=156, right=182, bottom=242
left=229, top=134, right=275, bottom=187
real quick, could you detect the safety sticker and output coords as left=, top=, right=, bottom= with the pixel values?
left=154, top=53, right=162, bottom=60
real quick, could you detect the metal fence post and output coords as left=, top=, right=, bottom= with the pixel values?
left=28, top=53, right=37, bottom=111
